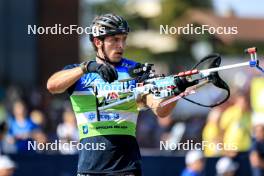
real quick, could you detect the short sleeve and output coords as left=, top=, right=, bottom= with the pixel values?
left=63, top=64, right=80, bottom=70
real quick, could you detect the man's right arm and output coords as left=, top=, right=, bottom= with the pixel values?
left=47, top=61, right=118, bottom=94
left=47, top=66, right=83, bottom=94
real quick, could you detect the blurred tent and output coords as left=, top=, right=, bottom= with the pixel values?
left=177, top=9, right=264, bottom=44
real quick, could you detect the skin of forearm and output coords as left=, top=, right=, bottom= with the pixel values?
left=47, top=67, right=84, bottom=94
left=137, top=94, right=176, bottom=118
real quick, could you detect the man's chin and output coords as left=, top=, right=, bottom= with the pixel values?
left=109, top=56, right=122, bottom=63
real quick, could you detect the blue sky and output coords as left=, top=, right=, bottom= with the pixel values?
left=213, top=0, right=264, bottom=18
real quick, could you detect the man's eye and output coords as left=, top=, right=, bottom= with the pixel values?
left=109, top=38, right=117, bottom=42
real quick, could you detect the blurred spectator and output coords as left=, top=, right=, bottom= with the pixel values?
left=0, top=121, right=6, bottom=141
left=250, top=123, right=264, bottom=176
left=56, top=110, right=78, bottom=154
left=202, top=107, right=222, bottom=157
left=216, top=157, right=238, bottom=176
left=136, top=109, right=162, bottom=148
left=0, top=103, right=7, bottom=126
left=220, top=92, right=252, bottom=157
left=166, top=122, right=186, bottom=151
left=0, top=155, right=15, bottom=176
left=0, top=120, right=7, bottom=154
left=250, top=77, right=264, bottom=115
left=182, top=116, right=206, bottom=146
left=4, top=86, right=23, bottom=113
left=181, top=150, right=204, bottom=176
left=0, top=99, right=7, bottom=154
left=157, top=115, right=176, bottom=141
left=6, top=100, right=44, bottom=153
left=30, top=110, right=46, bottom=131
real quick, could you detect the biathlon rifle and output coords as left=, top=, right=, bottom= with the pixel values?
left=98, top=47, right=264, bottom=111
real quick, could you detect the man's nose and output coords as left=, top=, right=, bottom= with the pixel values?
left=117, top=40, right=126, bottom=49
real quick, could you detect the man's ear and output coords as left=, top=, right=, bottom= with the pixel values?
left=93, top=38, right=102, bottom=49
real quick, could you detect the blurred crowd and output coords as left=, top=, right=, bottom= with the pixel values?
left=137, top=71, right=264, bottom=175
left=0, top=70, right=264, bottom=175
left=0, top=85, right=78, bottom=155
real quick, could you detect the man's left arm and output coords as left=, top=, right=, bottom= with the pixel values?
left=137, top=94, right=176, bottom=118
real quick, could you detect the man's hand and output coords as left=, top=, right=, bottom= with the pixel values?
left=47, top=61, right=118, bottom=94
left=86, top=61, right=118, bottom=83
left=174, top=77, right=198, bottom=95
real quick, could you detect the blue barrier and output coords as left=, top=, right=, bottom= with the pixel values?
left=8, top=154, right=252, bottom=176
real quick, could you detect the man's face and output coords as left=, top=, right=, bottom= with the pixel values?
left=13, top=101, right=26, bottom=118
left=255, top=125, right=264, bottom=141
left=95, top=34, right=127, bottom=63
left=193, top=159, right=205, bottom=172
